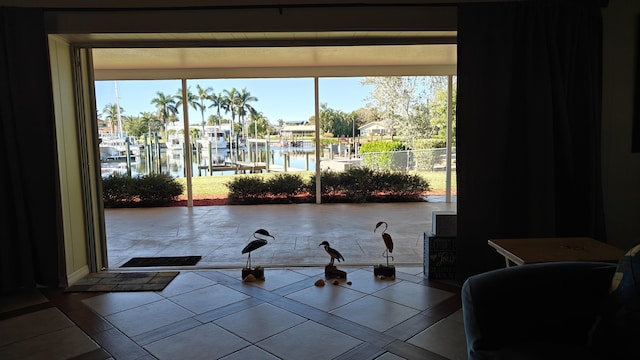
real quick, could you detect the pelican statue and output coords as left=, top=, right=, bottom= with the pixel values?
left=242, top=229, right=274, bottom=269
left=374, top=221, right=394, bottom=266
left=319, top=241, right=345, bottom=266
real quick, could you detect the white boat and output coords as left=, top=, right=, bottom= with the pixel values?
left=99, top=145, right=137, bottom=162
left=100, top=146, right=119, bottom=161
left=100, top=136, right=140, bottom=156
left=166, top=125, right=228, bottom=151
left=202, top=125, right=228, bottom=149
left=99, top=136, right=139, bottom=162
left=166, top=137, right=183, bottom=151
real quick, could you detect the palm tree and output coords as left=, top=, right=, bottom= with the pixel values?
left=249, top=111, right=270, bottom=138
left=222, top=88, right=238, bottom=124
left=207, top=114, right=222, bottom=126
left=223, top=88, right=239, bottom=157
left=150, top=92, right=178, bottom=130
left=140, top=111, right=161, bottom=135
left=236, top=88, right=258, bottom=141
left=121, top=115, right=141, bottom=138
left=175, top=86, right=198, bottom=123
left=189, top=128, right=201, bottom=143
left=209, top=92, right=224, bottom=126
left=102, top=103, right=123, bottom=136
left=193, top=84, right=213, bottom=133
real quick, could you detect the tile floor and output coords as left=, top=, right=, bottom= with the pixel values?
left=105, top=201, right=457, bottom=269
left=1, top=267, right=465, bottom=360
left=1, top=200, right=467, bottom=359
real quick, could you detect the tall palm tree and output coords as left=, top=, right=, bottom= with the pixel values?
left=222, top=88, right=239, bottom=124
left=209, top=92, right=224, bottom=126
left=175, top=86, right=198, bottom=122
left=236, top=88, right=258, bottom=141
left=150, top=92, right=178, bottom=130
left=193, top=84, right=213, bottom=133
left=102, top=103, right=123, bottom=136
left=223, top=88, right=239, bottom=156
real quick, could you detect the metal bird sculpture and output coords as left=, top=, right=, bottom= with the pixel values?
left=374, top=221, right=394, bottom=266
left=319, top=241, right=345, bottom=266
left=242, top=229, right=274, bottom=269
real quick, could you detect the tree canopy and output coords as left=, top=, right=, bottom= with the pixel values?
left=362, top=76, right=456, bottom=148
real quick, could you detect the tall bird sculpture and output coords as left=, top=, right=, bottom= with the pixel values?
left=319, top=241, right=345, bottom=266
left=374, top=221, right=394, bottom=266
left=242, top=229, right=274, bottom=269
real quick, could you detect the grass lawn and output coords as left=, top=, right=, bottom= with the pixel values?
left=419, top=170, right=457, bottom=194
left=175, top=170, right=456, bottom=198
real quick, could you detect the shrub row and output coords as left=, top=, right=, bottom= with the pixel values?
left=360, top=140, right=407, bottom=169
left=102, top=173, right=184, bottom=207
left=103, top=169, right=430, bottom=207
left=226, top=168, right=430, bottom=204
left=226, top=173, right=305, bottom=203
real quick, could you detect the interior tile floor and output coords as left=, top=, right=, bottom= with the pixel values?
left=2, top=200, right=467, bottom=360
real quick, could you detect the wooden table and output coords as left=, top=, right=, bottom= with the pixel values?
left=488, top=237, right=624, bottom=267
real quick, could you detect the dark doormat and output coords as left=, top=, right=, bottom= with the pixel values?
left=120, top=256, right=202, bottom=267
left=65, top=272, right=179, bottom=292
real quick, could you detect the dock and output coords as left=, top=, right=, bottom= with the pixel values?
left=197, top=161, right=309, bottom=175
left=197, top=162, right=266, bottom=175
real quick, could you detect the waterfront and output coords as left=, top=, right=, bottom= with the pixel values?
left=99, top=144, right=457, bottom=199
left=101, top=145, right=318, bottom=178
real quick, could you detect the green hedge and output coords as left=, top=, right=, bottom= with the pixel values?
left=227, top=173, right=305, bottom=204
left=360, top=140, right=406, bottom=170
left=226, top=176, right=268, bottom=202
left=102, top=173, right=184, bottom=207
left=359, top=140, right=406, bottom=153
left=227, top=168, right=429, bottom=204
left=267, top=173, right=305, bottom=197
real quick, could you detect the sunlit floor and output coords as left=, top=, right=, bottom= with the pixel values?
left=1, top=200, right=468, bottom=360
left=105, top=200, right=457, bottom=269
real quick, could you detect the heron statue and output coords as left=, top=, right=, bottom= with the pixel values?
left=319, top=241, right=345, bottom=266
left=242, top=229, right=274, bottom=269
left=374, top=221, right=394, bottom=266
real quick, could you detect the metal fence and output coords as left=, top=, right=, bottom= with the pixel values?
left=357, top=147, right=456, bottom=172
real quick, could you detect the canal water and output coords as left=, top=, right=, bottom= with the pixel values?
left=101, top=145, right=317, bottom=178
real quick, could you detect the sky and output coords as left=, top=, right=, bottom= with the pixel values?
left=95, top=77, right=375, bottom=125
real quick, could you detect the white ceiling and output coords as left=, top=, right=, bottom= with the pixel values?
left=77, top=31, right=457, bottom=80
